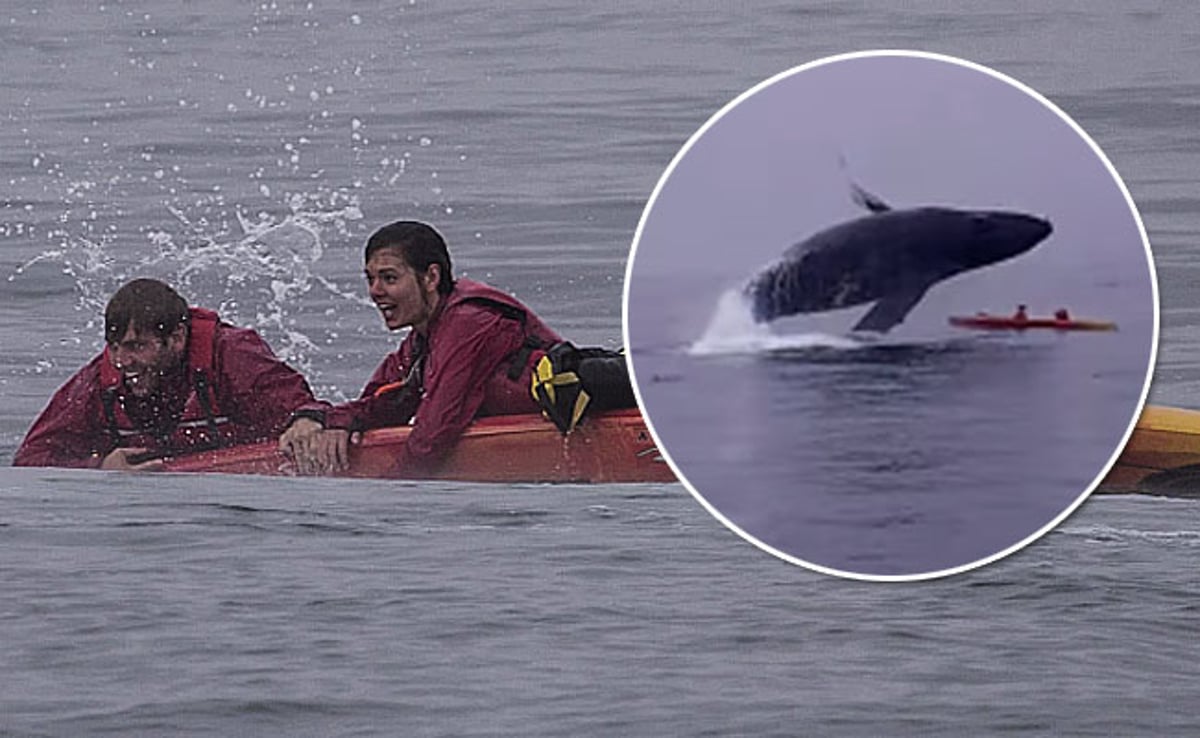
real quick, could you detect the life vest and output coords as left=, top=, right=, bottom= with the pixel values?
left=372, top=280, right=558, bottom=418
left=97, top=307, right=236, bottom=455
left=424, top=281, right=636, bottom=434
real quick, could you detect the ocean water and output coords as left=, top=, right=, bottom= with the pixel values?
left=2, top=1, right=1200, bottom=735
left=3, top=475, right=1200, bottom=736
left=633, top=319, right=1149, bottom=577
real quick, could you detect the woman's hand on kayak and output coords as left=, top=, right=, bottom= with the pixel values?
left=306, top=429, right=350, bottom=475
left=280, top=418, right=350, bottom=475
left=280, top=417, right=322, bottom=458
left=100, top=447, right=165, bottom=472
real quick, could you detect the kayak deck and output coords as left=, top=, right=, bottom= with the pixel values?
left=1099, top=405, right=1200, bottom=496
left=162, top=407, right=676, bottom=484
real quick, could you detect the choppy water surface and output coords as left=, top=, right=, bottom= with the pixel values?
left=2, top=2, right=1200, bottom=735
left=4, top=474, right=1200, bottom=736
left=634, top=281, right=1150, bottom=577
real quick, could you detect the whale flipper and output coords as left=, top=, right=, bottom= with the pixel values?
left=850, top=182, right=892, bottom=214
left=852, top=283, right=931, bottom=333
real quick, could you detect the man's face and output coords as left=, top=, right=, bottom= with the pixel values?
left=364, top=249, right=441, bottom=333
left=108, top=324, right=186, bottom=398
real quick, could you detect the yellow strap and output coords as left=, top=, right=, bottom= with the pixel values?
left=570, top=390, right=590, bottom=429
left=531, top=354, right=591, bottom=432
left=531, top=355, right=581, bottom=403
left=532, top=356, right=554, bottom=401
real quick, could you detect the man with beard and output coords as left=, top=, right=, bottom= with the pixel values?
left=14, top=278, right=318, bottom=470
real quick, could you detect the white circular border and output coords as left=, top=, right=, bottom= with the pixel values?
left=622, top=49, right=1161, bottom=582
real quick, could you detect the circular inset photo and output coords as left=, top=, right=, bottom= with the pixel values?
left=624, top=51, right=1158, bottom=581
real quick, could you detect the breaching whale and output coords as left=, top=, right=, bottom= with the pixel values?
left=743, top=184, right=1053, bottom=333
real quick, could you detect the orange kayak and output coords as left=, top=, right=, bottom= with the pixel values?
left=949, top=313, right=1117, bottom=331
left=1099, top=405, right=1200, bottom=495
left=162, top=407, right=676, bottom=484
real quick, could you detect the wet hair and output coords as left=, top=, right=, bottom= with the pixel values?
left=364, top=221, right=455, bottom=295
left=104, top=278, right=189, bottom=345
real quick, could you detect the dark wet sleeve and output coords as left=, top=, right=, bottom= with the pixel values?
left=215, top=326, right=322, bottom=440
left=13, top=362, right=109, bottom=468
left=315, top=348, right=414, bottom=432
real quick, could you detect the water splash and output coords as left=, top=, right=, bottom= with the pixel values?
left=9, top=237, right=118, bottom=329
left=689, top=288, right=862, bottom=356
left=8, top=191, right=368, bottom=378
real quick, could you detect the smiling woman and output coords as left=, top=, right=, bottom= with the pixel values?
left=363, top=221, right=451, bottom=334
left=279, top=221, right=565, bottom=477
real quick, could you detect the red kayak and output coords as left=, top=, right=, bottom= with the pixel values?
left=162, top=407, right=676, bottom=484
left=949, top=313, right=1116, bottom=332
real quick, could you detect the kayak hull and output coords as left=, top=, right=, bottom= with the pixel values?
left=162, top=407, right=676, bottom=484
left=949, top=315, right=1117, bottom=331
left=1099, top=405, right=1200, bottom=495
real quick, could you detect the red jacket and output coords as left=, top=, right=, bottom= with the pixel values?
left=308, top=278, right=561, bottom=475
left=14, top=308, right=317, bottom=468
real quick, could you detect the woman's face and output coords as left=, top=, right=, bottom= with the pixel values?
left=364, top=248, right=441, bottom=333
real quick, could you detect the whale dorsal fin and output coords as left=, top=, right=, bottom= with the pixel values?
left=850, top=182, right=892, bottom=214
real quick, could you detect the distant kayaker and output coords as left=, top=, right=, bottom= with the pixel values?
left=13, top=278, right=318, bottom=470
left=1054, top=308, right=1071, bottom=321
left=1013, top=304, right=1029, bottom=322
left=280, top=221, right=563, bottom=476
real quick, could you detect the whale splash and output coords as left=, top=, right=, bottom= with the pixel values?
left=688, top=288, right=862, bottom=356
